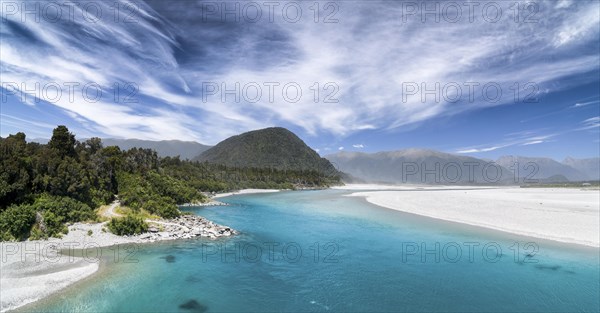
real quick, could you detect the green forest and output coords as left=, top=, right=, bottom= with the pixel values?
left=0, top=126, right=341, bottom=240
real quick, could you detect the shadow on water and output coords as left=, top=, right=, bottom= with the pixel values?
left=535, top=264, right=562, bottom=271
left=533, top=264, right=579, bottom=275
left=179, top=299, right=208, bottom=313
left=515, top=260, right=577, bottom=275
left=185, top=275, right=202, bottom=283
left=161, top=255, right=176, bottom=263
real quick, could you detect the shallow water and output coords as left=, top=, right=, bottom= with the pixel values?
left=26, top=190, right=600, bottom=312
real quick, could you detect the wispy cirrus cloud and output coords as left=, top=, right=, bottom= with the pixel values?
left=457, top=115, right=600, bottom=154
left=579, top=116, right=600, bottom=130
left=456, top=133, right=556, bottom=154
left=573, top=100, right=600, bottom=108
left=1, top=0, right=599, bottom=144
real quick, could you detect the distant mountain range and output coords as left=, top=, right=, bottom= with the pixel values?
left=326, top=150, right=514, bottom=185
left=496, top=156, right=590, bottom=182
left=32, top=138, right=211, bottom=160
left=563, top=157, right=600, bottom=181
left=193, top=127, right=337, bottom=174
left=326, top=150, right=600, bottom=184
left=30, top=133, right=598, bottom=183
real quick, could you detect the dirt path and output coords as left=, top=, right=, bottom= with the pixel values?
left=101, top=200, right=189, bottom=231
left=101, top=200, right=123, bottom=218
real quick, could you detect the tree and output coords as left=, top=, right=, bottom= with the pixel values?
left=48, top=125, right=76, bottom=157
left=85, top=137, right=103, bottom=155
left=0, top=133, right=31, bottom=206
left=99, top=145, right=123, bottom=195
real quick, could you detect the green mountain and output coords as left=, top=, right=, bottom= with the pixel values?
left=193, top=127, right=337, bottom=174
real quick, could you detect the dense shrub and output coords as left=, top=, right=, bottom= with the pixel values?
left=117, top=172, right=183, bottom=218
left=142, top=197, right=180, bottom=219
left=32, top=194, right=95, bottom=223
left=108, top=214, right=148, bottom=236
left=29, top=226, right=44, bottom=240
left=40, top=210, right=69, bottom=239
left=0, top=204, right=35, bottom=241
left=147, top=172, right=202, bottom=204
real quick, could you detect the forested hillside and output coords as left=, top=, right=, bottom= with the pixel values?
left=0, top=126, right=341, bottom=241
left=194, top=127, right=338, bottom=175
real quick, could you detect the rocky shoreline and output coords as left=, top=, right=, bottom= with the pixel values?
left=141, top=214, right=236, bottom=241
left=1, top=194, right=256, bottom=312
left=180, top=200, right=229, bottom=207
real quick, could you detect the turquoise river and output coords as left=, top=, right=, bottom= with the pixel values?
left=24, top=189, right=600, bottom=312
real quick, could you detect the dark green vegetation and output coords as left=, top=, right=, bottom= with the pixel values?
left=161, top=157, right=341, bottom=192
left=1, top=126, right=341, bottom=240
left=99, top=138, right=210, bottom=160
left=108, top=214, right=148, bottom=236
left=194, top=127, right=338, bottom=174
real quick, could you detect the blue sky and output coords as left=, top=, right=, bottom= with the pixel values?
left=1, top=0, right=599, bottom=160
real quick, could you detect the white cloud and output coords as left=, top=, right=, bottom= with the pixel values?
left=338, top=146, right=344, bottom=151
left=573, top=100, right=599, bottom=108
left=2, top=0, right=599, bottom=143
left=555, top=0, right=573, bottom=9
left=455, top=149, right=478, bottom=154
left=521, top=140, right=544, bottom=146
left=580, top=117, right=600, bottom=130
left=456, top=146, right=502, bottom=154
left=352, top=144, right=364, bottom=148
left=553, top=7, right=600, bottom=47
left=189, top=1, right=600, bottom=139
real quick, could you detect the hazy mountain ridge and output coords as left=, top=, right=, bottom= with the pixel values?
left=31, top=138, right=211, bottom=160
left=327, top=150, right=599, bottom=184
left=327, top=150, right=515, bottom=185
left=193, top=127, right=337, bottom=174
left=563, top=157, right=600, bottom=181
left=100, top=139, right=211, bottom=160
left=496, top=156, right=590, bottom=182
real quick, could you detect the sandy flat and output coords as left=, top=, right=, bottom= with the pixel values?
left=349, top=187, right=600, bottom=247
left=333, top=184, right=500, bottom=191
left=0, top=242, right=99, bottom=312
left=0, top=222, right=144, bottom=312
